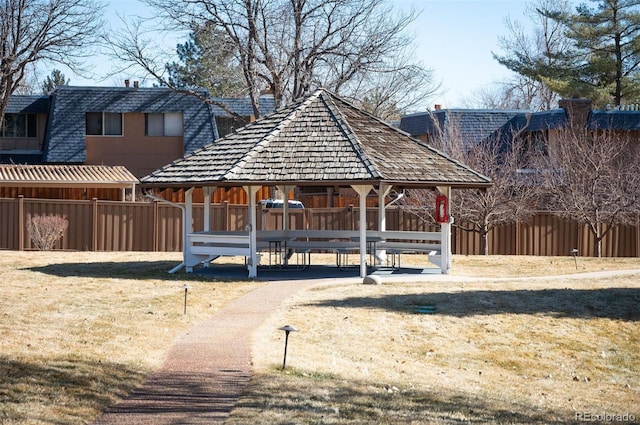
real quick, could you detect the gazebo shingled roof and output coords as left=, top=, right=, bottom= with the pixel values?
left=140, top=89, right=491, bottom=189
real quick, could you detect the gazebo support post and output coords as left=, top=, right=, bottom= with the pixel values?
left=277, top=185, right=296, bottom=233
left=184, top=188, right=195, bottom=272
left=437, top=186, right=452, bottom=274
left=244, top=185, right=260, bottom=278
left=377, top=183, right=393, bottom=265
left=203, top=187, right=213, bottom=232
left=351, top=184, right=373, bottom=278
left=202, top=186, right=216, bottom=268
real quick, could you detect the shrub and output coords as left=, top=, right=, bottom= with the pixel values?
left=27, top=215, right=69, bottom=251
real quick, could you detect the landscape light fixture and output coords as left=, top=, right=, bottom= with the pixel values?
left=571, top=249, right=578, bottom=270
left=183, top=285, right=191, bottom=315
left=278, top=325, right=298, bottom=369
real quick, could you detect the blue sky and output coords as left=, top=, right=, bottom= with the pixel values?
left=67, top=0, right=537, bottom=109
left=406, top=0, right=534, bottom=107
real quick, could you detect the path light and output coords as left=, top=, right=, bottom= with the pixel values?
left=571, top=249, right=578, bottom=270
left=183, top=285, right=191, bottom=315
left=278, top=325, right=298, bottom=369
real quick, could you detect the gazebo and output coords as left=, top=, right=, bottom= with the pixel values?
left=141, top=89, right=491, bottom=278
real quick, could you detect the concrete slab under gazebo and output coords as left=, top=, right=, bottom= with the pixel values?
left=141, top=89, right=491, bottom=278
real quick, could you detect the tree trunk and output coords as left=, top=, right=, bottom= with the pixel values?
left=594, top=224, right=603, bottom=258
left=481, top=228, right=489, bottom=255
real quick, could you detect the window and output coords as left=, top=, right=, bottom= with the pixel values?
left=86, top=112, right=123, bottom=136
left=2, top=113, right=37, bottom=138
left=145, top=112, right=183, bottom=136
left=164, top=113, right=183, bottom=136
left=86, top=112, right=102, bottom=135
left=104, top=113, right=122, bottom=135
left=145, top=113, right=164, bottom=136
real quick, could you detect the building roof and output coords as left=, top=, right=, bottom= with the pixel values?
left=209, top=95, right=276, bottom=117
left=401, top=103, right=640, bottom=147
left=0, top=164, right=138, bottom=188
left=141, top=89, right=492, bottom=189
left=401, top=109, right=524, bottom=147
left=6, top=95, right=50, bottom=114
left=589, top=110, right=640, bottom=130
left=511, top=109, right=568, bottom=131
left=43, top=86, right=219, bottom=163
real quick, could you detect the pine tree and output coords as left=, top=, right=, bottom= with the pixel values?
left=41, top=69, right=70, bottom=95
left=496, top=0, right=640, bottom=107
left=165, top=23, right=246, bottom=98
left=549, top=0, right=640, bottom=106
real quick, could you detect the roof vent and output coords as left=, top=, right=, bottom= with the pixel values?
left=133, top=81, right=139, bottom=89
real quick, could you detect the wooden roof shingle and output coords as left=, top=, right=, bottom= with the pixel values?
left=141, top=89, right=491, bottom=189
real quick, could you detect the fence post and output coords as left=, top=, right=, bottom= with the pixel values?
left=18, top=195, right=24, bottom=251
left=92, top=198, right=98, bottom=251
left=224, top=201, right=230, bottom=231
left=153, top=200, right=159, bottom=252
left=637, top=214, right=640, bottom=257
left=515, top=220, right=521, bottom=256
left=349, top=204, right=354, bottom=230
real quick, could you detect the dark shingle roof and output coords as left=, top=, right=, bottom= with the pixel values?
left=43, top=86, right=218, bottom=163
left=525, top=109, right=568, bottom=131
left=401, top=109, right=524, bottom=147
left=588, top=111, right=640, bottom=130
left=400, top=111, right=446, bottom=137
left=6, top=96, right=50, bottom=114
left=400, top=108, right=575, bottom=153
left=141, top=89, right=491, bottom=189
left=209, top=95, right=276, bottom=117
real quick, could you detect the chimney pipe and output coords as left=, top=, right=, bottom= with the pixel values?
left=133, top=81, right=139, bottom=89
left=434, top=104, right=442, bottom=110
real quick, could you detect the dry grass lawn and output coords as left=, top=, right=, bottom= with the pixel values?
left=0, top=251, right=262, bottom=425
left=237, top=255, right=640, bottom=424
left=0, top=251, right=638, bottom=424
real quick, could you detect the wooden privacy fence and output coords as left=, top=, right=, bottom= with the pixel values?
left=1, top=196, right=638, bottom=256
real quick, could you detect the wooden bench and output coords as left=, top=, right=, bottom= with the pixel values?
left=378, top=231, right=442, bottom=269
left=186, top=231, right=252, bottom=271
left=183, top=230, right=443, bottom=272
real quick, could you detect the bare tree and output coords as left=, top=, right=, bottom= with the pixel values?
left=107, top=0, right=438, bottom=118
left=0, top=0, right=104, bottom=129
left=400, top=113, right=537, bottom=255
left=537, top=125, right=640, bottom=257
left=338, top=48, right=439, bottom=120
left=469, top=80, right=539, bottom=110
left=492, top=0, right=572, bottom=111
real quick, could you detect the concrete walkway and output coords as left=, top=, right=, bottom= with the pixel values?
left=92, top=278, right=326, bottom=425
